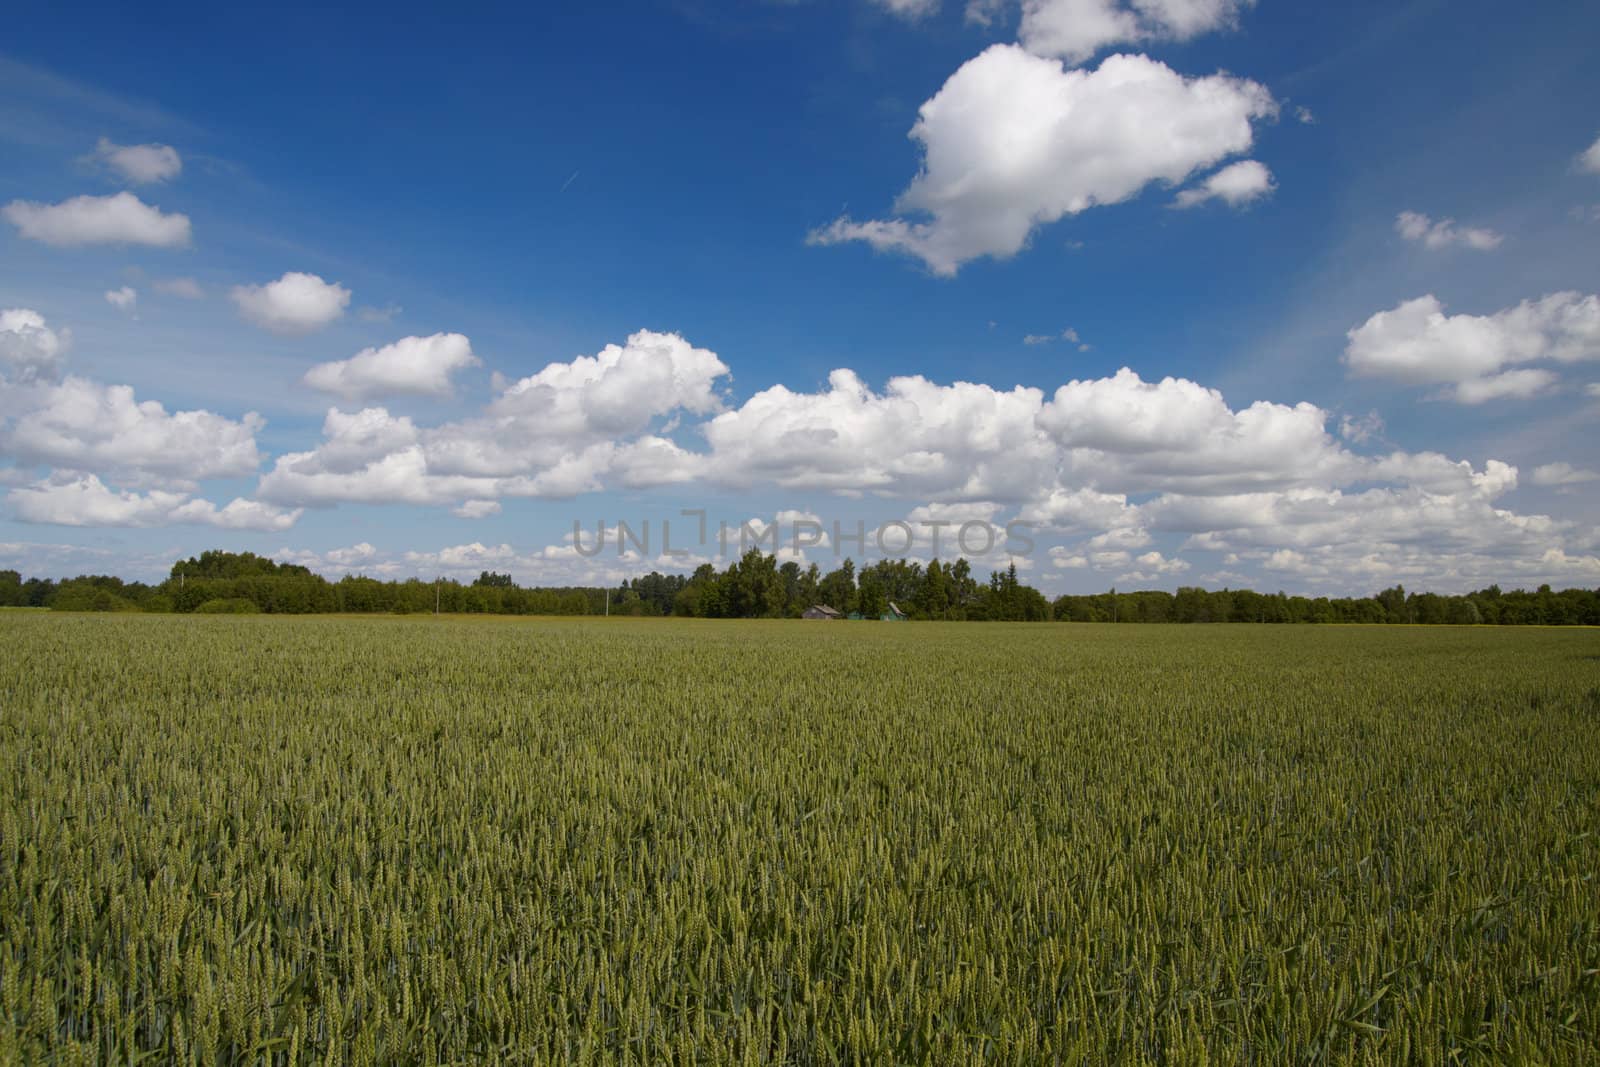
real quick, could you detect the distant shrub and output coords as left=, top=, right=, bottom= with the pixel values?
left=50, top=588, right=140, bottom=613
left=195, top=598, right=261, bottom=615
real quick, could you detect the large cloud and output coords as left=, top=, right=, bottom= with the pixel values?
left=1038, top=367, right=1354, bottom=494
left=231, top=272, right=351, bottom=334
left=0, top=377, right=264, bottom=487
left=0, top=309, right=69, bottom=384
left=11, top=474, right=298, bottom=531
left=700, top=369, right=1052, bottom=499
left=1345, top=292, right=1600, bottom=403
left=2, top=192, right=191, bottom=247
left=3, top=322, right=1560, bottom=595
left=303, top=333, right=480, bottom=401
left=259, top=331, right=728, bottom=508
left=809, top=47, right=1275, bottom=274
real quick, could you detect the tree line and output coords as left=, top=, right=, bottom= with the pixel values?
left=1, top=551, right=1597, bottom=625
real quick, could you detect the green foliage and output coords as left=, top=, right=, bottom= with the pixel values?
left=1, top=616, right=1597, bottom=1062
left=194, top=597, right=262, bottom=614
left=171, top=549, right=312, bottom=581
left=47, top=576, right=150, bottom=613
left=1055, top=584, right=1600, bottom=626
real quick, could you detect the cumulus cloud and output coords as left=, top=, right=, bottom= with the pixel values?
left=3, top=192, right=191, bottom=247
left=488, top=330, right=726, bottom=435
left=809, top=46, right=1275, bottom=275
left=1394, top=211, right=1503, bottom=251
left=1038, top=367, right=1352, bottom=494
left=1344, top=292, right=1600, bottom=403
left=104, top=286, right=137, bottom=312
left=10, top=474, right=298, bottom=530
left=271, top=543, right=387, bottom=576
left=231, top=272, right=351, bottom=334
left=699, top=368, right=1052, bottom=500
left=259, top=331, right=728, bottom=508
left=303, top=333, right=480, bottom=401
left=1579, top=135, right=1600, bottom=175
left=90, top=138, right=182, bottom=183
left=0, top=377, right=264, bottom=487
left=1118, top=549, right=1190, bottom=582
left=153, top=277, right=203, bottom=299
left=1172, top=159, right=1274, bottom=209
left=1016, top=0, right=1255, bottom=64
left=232, top=327, right=1600, bottom=594
left=0, top=309, right=69, bottom=384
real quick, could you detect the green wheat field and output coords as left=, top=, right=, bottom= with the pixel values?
left=1, top=613, right=1597, bottom=1063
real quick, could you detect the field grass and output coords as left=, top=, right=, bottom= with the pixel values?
left=1, top=614, right=1597, bottom=1064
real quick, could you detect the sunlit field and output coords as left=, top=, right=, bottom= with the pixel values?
left=2, top=614, right=1597, bottom=1063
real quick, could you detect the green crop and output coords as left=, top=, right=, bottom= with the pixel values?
left=1, top=614, right=1597, bottom=1063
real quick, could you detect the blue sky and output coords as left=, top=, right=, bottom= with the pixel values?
left=2, top=0, right=1597, bottom=595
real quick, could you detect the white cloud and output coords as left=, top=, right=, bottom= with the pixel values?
left=870, top=0, right=940, bottom=17
left=1038, top=367, right=1352, bottom=494
left=700, top=368, right=1052, bottom=500
left=2, top=192, right=191, bottom=247
left=1394, top=211, right=1502, bottom=251
left=0, top=309, right=69, bottom=384
left=357, top=304, right=402, bottom=323
left=1172, top=159, right=1274, bottom=209
left=91, top=138, right=182, bottom=183
left=487, top=330, right=728, bottom=437
left=1530, top=462, right=1597, bottom=487
left=153, top=277, right=203, bottom=299
left=1088, top=525, right=1151, bottom=550
left=231, top=272, right=351, bottom=334
left=10, top=474, right=297, bottom=530
left=1345, top=292, right=1600, bottom=403
left=1294, top=105, right=1314, bottom=124
left=1017, top=0, right=1255, bottom=64
left=259, top=331, right=729, bottom=507
left=1118, top=549, right=1190, bottom=581
left=1049, top=546, right=1088, bottom=568
left=303, top=333, right=480, bottom=401
left=1338, top=411, right=1383, bottom=444
left=1448, top=369, right=1557, bottom=404
left=231, top=327, right=1600, bottom=595
left=104, top=286, right=137, bottom=312
left=273, top=543, right=385, bottom=576
left=809, top=46, right=1274, bottom=275
left=1, top=377, right=263, bottom=487
left=1579, top=134, right=1600, bottom=175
